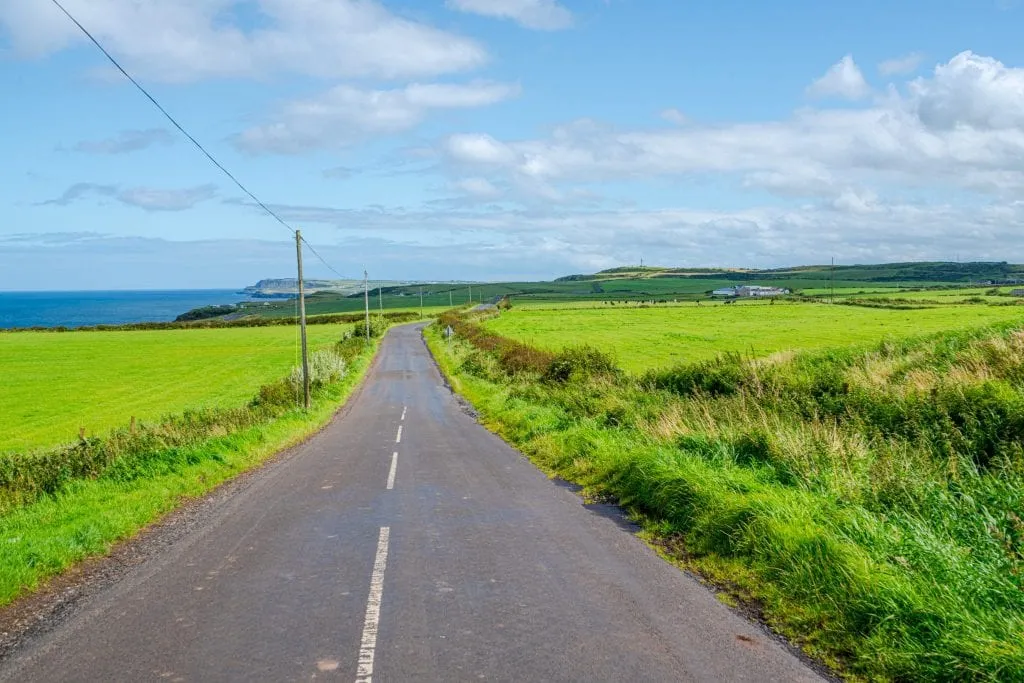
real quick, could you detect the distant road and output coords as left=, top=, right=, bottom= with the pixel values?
left=1, top=324, right=822, bottom=682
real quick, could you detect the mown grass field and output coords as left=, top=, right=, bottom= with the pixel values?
left=0, top=326, right=346, bottom=453
left=802, top=285, right=1022, bottom=302
left=484, top=302, right=1024, bottom=372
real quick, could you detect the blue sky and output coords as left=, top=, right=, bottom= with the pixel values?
left=2, top=0, right=1024, bottom=289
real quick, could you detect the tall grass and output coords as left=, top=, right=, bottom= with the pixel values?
left=430, top=312, right=1024, bottom=681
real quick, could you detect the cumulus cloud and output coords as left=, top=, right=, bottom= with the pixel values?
left=446, top=0, right=573, bottom=30
left=0, top=0, right=486, bottom=82
left=879, top=52, right=924, bottom=76
left=910, top=51, right=1024, bottom=130
left=807, top=55, right=871, bottom=100
left=41, top=182, right=217, bottom=211
left=436, top=52, right=1024, bottom=203
left=235, top=81, right=520, bottom=154
left=72, top=128, right=175, bottom=154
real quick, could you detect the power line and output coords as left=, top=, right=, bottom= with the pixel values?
left=301, top=236, right=350, bottom=280
left=49, top=0, right=352, bottom=280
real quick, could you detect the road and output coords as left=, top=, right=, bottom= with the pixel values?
left=1, top=324, right=823, bottom=682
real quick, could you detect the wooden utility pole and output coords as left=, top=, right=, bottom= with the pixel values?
left=295, top=230, right=311, bottom=410
left=419, top=287, right=424, bottom=319
left=468, top=284, right=472, bottom=304
left=364, top=270, right=370, bottom=343
left=449, top=285, right=453, bottom=307
left=378, top=284, right=383, bottom=317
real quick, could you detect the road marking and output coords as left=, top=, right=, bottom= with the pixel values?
left=386, top=452, right=398, bottom=490
left=355, top=527, right=391, bottom=683
left=401, top=406, right=406, bottom=421
left=395, top=425, right=402, bottom=443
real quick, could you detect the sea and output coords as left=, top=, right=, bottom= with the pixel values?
left=0, top=290, right=253, bottom=329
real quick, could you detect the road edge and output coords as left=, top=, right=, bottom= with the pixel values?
left=0, top=330, right=390, bottom=664
left=419, top=323, right=841, bottom=683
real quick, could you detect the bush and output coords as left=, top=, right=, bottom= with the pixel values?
left=543, top=346, right=622, bottom=383
left=351, top=317, right=387, bottom=339
left=645, top=353, right=750, bottom=397
left=289, top=349, right=347, bottom=389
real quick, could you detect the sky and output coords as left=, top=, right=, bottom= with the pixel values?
left=2, top=0, right=1024, bottom=290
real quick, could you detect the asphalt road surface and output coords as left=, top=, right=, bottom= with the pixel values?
left=1, top=324, right=823, bottom=682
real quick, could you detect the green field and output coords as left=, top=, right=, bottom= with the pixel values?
left=0, top=326, right=346, bottom=453
left=484, top=302, right=1024, bottom=372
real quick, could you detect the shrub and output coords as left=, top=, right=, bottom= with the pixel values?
left=543, top=346, right=622, bottom=384
left=645, top=353, right=750, bottom=397
left=289, top=349, right=347, bottom=389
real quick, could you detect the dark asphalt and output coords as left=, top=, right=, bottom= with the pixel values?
left=1, top=324, right=822, bottom=682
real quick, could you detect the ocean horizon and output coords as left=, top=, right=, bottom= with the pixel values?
left=0, top=289, right=254, bottom=329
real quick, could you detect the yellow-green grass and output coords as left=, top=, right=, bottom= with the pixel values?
left=0, top=326, right=344, bottom=453
left=801, top=286, right=1022, bottom=301
left=483, top=302, right=1024, bottom=372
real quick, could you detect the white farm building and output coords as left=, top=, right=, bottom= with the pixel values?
left=711, top=286, right=790, bottom=298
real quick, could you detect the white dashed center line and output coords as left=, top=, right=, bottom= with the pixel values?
left=386, top=452, right=398, bottom=490
left=355, top=526, right=391, bottom=683
left=400, top=406, right=406, bottom=421
left=395, top=425, right=402, bottom=444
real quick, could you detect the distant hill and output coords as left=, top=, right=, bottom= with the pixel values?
left=243, top=278, right=417, bottom=298
left=559, top=261, right=1024, bottom=285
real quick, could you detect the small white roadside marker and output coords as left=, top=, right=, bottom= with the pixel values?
left=355, top=527, right=391, bottom=683
left=395, top=425, right=402, bottom=444
left=386, top=452, right=398, bottom=490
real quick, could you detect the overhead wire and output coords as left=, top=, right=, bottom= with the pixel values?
left=48, top=0, right=353, bottom=281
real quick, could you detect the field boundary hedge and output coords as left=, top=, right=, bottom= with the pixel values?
left=0, top=310, right=420, bottom=334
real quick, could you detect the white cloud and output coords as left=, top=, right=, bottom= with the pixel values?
left=72, top=129, right=175, bottom=154
left=879, top=52, right=924, bottom=76
left=452, top=177, right=502, bottom=198
left=910, top=51, right=1024, bottom=130
left=446, top=0, right=573, bottom=30
left=0, top=0, right=486, bottom=82
left=436, top=52, right=1024, bottom=202
left=807, top=55, right=871, bottom=100
left=444, top=133, right=518, bottom=165
left=235, top=82, right=520, bottom=154
left=660, top=108, right=688, bottom=125
left=41, top=183, right=217, bottom=211
left=222, top=198, right=1024, bottom=274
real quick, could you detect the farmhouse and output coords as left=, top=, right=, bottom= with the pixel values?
left=713, top=285, right=790, bottom=298
left=738, top=285, right=790, bottom=297
left=1011, top=289, right=1024, bottom=297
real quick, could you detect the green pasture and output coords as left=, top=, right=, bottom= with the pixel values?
left=801, top=285, right=1021, bottom=301
left=0, top=326, right=345, bottom=453
left=484, top=301, right=1024, bottom=372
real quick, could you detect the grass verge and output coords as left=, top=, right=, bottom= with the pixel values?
left=425, top=312, right=1024, bottom=681
left=0, top=332, right=384, bottom=608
